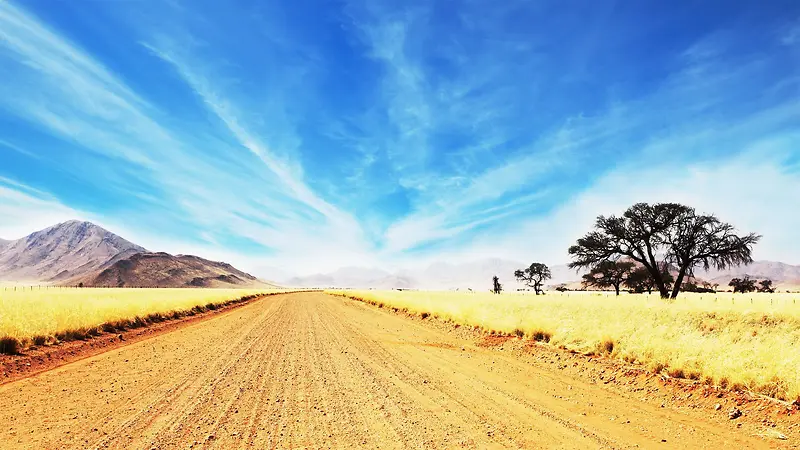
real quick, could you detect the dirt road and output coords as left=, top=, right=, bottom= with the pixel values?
left=0, top=293, right=784, bottom=449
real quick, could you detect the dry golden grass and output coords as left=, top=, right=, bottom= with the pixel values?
left=0, top=287, right=293, bottom=353
left=330, top=289, right=800, bottom=400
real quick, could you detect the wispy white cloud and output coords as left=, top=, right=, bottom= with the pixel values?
left=0, top=139, right=42, bottom=160
left=367, top=21, right=800, bottom=255
left=1, top=0, right=798, bottom=279
left=0, top=1, right=374, bottom=274
left=390, top=134, right=800, bottom=269
left=0, top=178, right=82, bottom=240
left=139, top=42, right=362, bottom=232
left=781, top=18, right=800, bottom=45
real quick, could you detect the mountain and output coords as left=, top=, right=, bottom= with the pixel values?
left=0, top=220, right=146, bottom=282
left=0, top=220, right=275, bottom=288
left=700, top=261, right=800, bottom=290
left=67, top=252, right=274, bottom=288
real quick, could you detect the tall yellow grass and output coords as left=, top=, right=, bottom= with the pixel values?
left=0, top=287, right=291, bottom=346
left=330, top=290, right=800, bottom=400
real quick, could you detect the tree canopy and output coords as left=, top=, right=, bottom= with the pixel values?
left=568, top=203, right=759, bottom=299
left=625, top=265, right=674, bottom=294
left=729, top=276, right=757, bottom=293
left=581, top=260, right=635, bottom=295
left=514, top=263, right=551, bottom=295
left=758, top=279, right=775, bottom=293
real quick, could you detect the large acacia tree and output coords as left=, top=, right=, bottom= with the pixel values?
left=568, top=203, right=760, bottom=299
left=514, top=263, right=551, bottom=295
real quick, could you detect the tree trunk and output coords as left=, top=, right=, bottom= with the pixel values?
left=643, top=264, right=669, bottom=298
left=614, top=284, right=620, bottom=296
left=670, top=265, right=689, bottom=299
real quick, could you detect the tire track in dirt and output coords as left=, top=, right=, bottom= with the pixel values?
left=314, top=297, right=607, bottom=448
left=0, top=292, right=786, bottom=449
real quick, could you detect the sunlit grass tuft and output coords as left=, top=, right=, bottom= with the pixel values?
left=330, top=289, right=800, bottom=400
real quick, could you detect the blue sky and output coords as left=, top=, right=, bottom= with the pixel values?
left=1, top=0, right=799, bottom=277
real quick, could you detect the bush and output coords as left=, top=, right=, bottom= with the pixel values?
left=596, top=338, right=615, bottom=355
left=531, top=329, right=552, bottom=343
left=0, top=336, right=21, bottom=355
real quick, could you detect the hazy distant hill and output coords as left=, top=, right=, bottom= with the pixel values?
left=282, top=258, right=800, bottom=291
left=285, top=266, right=390, bottom=288
left=700, top=261, right=800, bottom=290
left=0, top=220, right=146, bottom=282
left=283, top=259, right=585, bottom=291
left=68, top=252, right=274, bottom=288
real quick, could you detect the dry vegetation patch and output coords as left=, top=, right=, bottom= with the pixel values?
left=330, top=289, right=800, bottom=401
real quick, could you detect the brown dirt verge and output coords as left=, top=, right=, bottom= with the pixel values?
left=0, top=291, right=305, bottom=385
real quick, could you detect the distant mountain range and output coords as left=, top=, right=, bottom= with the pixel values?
left=4, top=221, right=797, bottom=291
left=283, top=259, right=589, bottom=291
left=282, top=259, right=800, bottom=291
left=0, top=221, right=274, bottom=288
left=701, top=261, right=800, bottom=290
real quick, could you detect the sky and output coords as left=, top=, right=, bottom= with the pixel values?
left=0, top=0, right=799, bottom=278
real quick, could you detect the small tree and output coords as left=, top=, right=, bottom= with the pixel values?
left=758, top=279, right=775, bottom=293
left=729, top=276, right=757, bottom=293
left=581, top=260, right=634, bottom=295
left=492, top=275, right=503, bottom=294
left=514, top=263, right=551, bottom=295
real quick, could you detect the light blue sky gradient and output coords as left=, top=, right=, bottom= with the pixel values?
left=1, top=0, right=799, bottom=276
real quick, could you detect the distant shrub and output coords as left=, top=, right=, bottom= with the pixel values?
left=531, top=329, right=552, bottom=343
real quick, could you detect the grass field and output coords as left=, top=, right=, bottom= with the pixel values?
left=0, top=287, right=292, bottom=354
left=330, top=289, right=800, bottom=401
